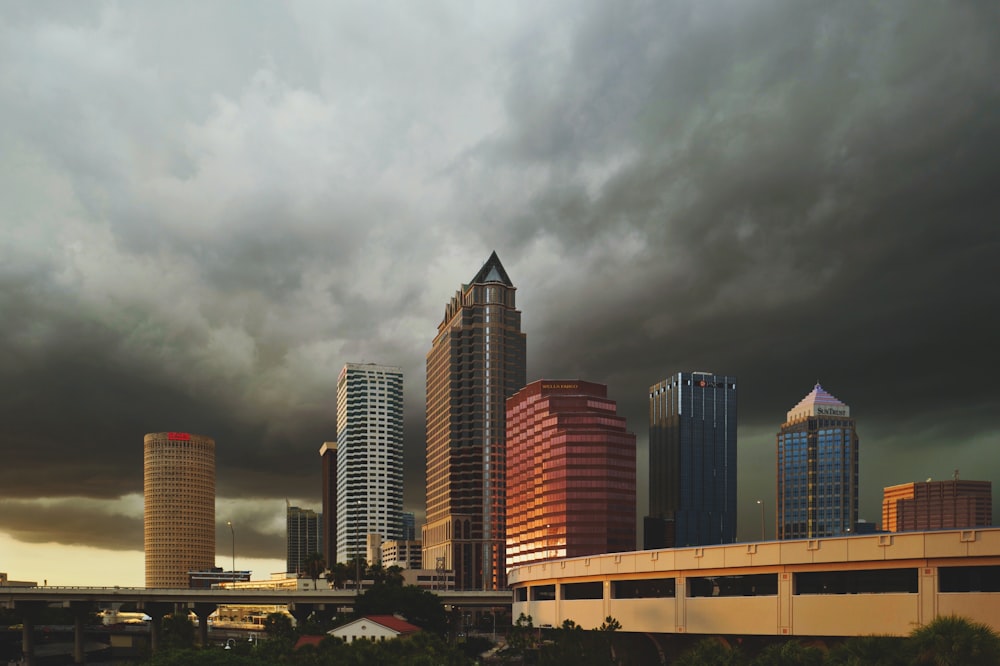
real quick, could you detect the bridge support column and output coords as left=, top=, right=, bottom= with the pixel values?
left=287, top=602, right=315, bottom=628
left=71, top=601, right=93, bottom=664
left=192, top=603, right=217, bottom=648
left=141, top=602, right=172, bottom=654
left=15, top=601, right=45, bottom=666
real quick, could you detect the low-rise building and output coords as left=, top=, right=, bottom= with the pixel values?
left=0, top=573, right=36, bottom=587
left=328, top=615, right=420, bottom=644
left=883, top=478, right=992, bottom=532
left=381, top=540, right=422, bottom=569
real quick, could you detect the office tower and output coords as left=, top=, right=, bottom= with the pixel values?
left=401, top=512, right=416, bottom=541
left=143, top=432, right=215, bottom=588
left=320, top=442, right=337, bottom=566
left=883, top=477, right=992, bottom=532
left=776, top=383, right=859, bottom=540
left=506, top=380, right=636, bottom=568
left=646, top=372, right=737, bottom=549
left=423, top=251, right=527, bottom=590
left=286, top=504, right=323, bottom=574
left=336, top=363, right=404, bottom=564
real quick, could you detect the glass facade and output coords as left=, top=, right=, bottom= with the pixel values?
left=286, top=505, right=322, bottom=574
left=776, top=384, right=859, bottom=539
left=506, top=380, right=636, bottom=569
left=646, top=372, right=737, bottom=548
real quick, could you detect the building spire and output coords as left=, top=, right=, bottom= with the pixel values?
left=469, top=251, right=513, bottom=286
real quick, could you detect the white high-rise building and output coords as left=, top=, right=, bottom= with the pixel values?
left=336, top=363, right=404, bottom=564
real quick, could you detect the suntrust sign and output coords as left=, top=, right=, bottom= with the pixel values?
left=815, top=406, right=849, bottom=417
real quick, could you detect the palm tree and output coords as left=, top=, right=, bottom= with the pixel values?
left=326, top=562, right=349, bottom=589
left=385, top=565, right=405, bottom=587
left=301, top=552, right=326, bottom=589
left=828, top=635, right=908, bottom=666
left=909, top=615, right=1000, bottom=666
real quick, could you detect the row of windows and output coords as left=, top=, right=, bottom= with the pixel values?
left=514, top=566, right=1000, bottom=601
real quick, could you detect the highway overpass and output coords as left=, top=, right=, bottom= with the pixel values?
left=1, top=586, right=510, bottom=664
left=509, top=527, right=1000, bottom=638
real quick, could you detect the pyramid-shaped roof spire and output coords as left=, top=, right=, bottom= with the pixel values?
left=786, top=382, right=850, bottom=422
left=469, top=250, right=513, bottom=286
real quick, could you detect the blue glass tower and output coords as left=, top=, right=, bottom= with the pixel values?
left=645, top=372, right=737, bottom=548
left=776, top=384, right=858, bottom=539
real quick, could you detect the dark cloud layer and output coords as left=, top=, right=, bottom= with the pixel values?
left=1, top=1, right=998, bottom=563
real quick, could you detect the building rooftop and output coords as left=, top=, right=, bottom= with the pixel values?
left=786, top=382, right=850, bottom=422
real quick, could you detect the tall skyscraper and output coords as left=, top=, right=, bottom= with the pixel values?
left=336, top=363, right=404, bottom=564
left=319, top=441, right=337, bottom=566
left=143, top=432, right=215, bottom=588
left=646, top=372, right=737, bottom=549
left=423, top=251, right=526, bottom=590
left=286, top=504, right=323, bottom=574
left=776, top=383, right=858, bottom=539
left=883, top=478, right=991, bottom=533
left=400, top=512, right=416, bottom=541
left=506, top=380, right=636, bottom=568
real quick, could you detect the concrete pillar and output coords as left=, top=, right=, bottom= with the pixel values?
left=141, top=602, right=172, bottom=654
left=71, top=601, right=93, bottom=664
left=192, top=603, right=217, bottom=648
left=15, top=601, right=45, bottom=666
left=21, top=616, right=35, bottom=666
left=287, top=602, right=314, bottom=628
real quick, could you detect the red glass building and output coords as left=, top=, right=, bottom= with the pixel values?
left=506, top=380, right=636, bottom=570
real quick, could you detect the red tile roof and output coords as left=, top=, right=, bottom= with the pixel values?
left=364, top=615, right=421, bottom=635
left=294, top=635, right=326, bottom=650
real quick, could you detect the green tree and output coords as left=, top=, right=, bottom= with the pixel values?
left=353, top=583, right=448, bottom=635
left=752, top=639, right=825, bottom=666
left=385, top=564, right=406, bottom=587
left=326, top=561, right=350, bottom=589
left=301, top=552, right=327, bottom=588
left=827, top=635, right=908, bottom=666
left=160, top=612, right=196, bottom=650
left=909, top=615, right=1000, bottom=666
left=264, top=611, right=296, bottom=640
left=499, top=613, right=537, bottom=663
left=674, top=637, right=747, bottom=666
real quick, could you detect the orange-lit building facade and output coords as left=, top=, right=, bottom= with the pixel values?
left=882, top=479, right=992, bottom=532
left=423, top=252, right=526, bottom=590
left=144, top=432, right=215, bottom=588
left=506, top=380, right=636, bottom=570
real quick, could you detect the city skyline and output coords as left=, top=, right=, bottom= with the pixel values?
left=1, top=2, right=998, bottom=586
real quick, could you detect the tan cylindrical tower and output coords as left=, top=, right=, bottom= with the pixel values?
left=144, top=432, right=216, bottom=588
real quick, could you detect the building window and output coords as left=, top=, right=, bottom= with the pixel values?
left=939, top=566, right=1000, bottom=593
left=530, top=584, right=556, bottom=601
left=688, top=574, right=778, bottom=597
left=795, top=568, right=918, bottom=595
left=561, top=582, right=603, bottom=600
left=612, top=578, right=675, bottom=599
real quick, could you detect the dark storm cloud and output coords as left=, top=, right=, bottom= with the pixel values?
left=1, top=0, right=998, bottom=560
left=0, top=499, right=142, bottom=551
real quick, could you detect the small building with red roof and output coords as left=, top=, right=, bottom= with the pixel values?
left=328, top=615, right=421, bottom=644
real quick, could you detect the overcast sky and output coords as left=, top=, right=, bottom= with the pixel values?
left=2, top=1, right=998, bottom=586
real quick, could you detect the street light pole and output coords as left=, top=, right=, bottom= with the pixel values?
left=756, top=500, right=765, bottom=541
left=227, top=521, right=235, bottom=581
